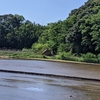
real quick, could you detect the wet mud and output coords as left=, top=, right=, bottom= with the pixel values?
left=0, top=59, right=100, bottom=100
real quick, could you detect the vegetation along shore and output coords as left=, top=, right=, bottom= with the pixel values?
left=0, top=0, right=100, bottom=64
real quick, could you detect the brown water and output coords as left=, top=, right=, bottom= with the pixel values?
left=0, top=72, right=100, bottom=100
left=0, top=59, right=100, bottom=79
left=0, top=59, right=100, bottom=100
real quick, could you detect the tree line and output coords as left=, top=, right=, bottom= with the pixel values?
left=0, top=0, right=100, bottom=56
left=0, top=14, right=44, bottom=49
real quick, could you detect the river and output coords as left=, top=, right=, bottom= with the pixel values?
left=0, top=59, right=100, bottom=100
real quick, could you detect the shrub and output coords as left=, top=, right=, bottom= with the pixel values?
left=22, top=48, right=29, bottom=52
left=97, top=54, right=100, bottom=63
left=57, top=52, right=69, bottom=60
left=31, top=43, right=49, bottom=54
left=57, top=52, right=78, bottom=61
left=57, top=44, right=70, bottom=52
left=82, top=52, right=98, bottom=63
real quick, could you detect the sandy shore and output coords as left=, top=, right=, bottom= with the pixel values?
left=0, top=56, right=9, bottom=59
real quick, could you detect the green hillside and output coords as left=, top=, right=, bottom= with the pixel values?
left=67, top=0, right=100, bottom=54
left=0, top=0, right=100, bottom=63
left=34, top=0, right=100, bottom=55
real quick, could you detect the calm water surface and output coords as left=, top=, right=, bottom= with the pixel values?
left=0, top=59, right=100, bottom=100
left=0, top=59, right=100, bottom=79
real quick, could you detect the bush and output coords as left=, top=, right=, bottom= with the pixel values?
left=22, top=48, right=29, bottom=52
left=57, top=52, right=78, bottom=61
left=31, top=43, right=49, bottom=54
left=82, top=52, right=98, bottom=63
left=57, top=52, right=69, bottom=60
left=97, top=54, right=100, bottom=63
left=57, top=44, right=70, bottom=52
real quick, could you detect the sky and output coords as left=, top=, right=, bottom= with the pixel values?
left=0, top=0, right=88, bottom=25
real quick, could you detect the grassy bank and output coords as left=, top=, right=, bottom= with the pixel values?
left=0, top=50, right=100, bottom=64
left=0, top=50, right=43, bottom=59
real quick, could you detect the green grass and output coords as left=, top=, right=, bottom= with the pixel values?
left=0, top=50, right=40, bottom=59
left=0, top=50, right=100, bottom=64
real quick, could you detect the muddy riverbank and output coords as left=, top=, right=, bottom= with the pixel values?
left=0, top=59, right=100, bottom=100
left=0, top=72, right=100, bottom=100
left=0, top=59, right=100, bottom=80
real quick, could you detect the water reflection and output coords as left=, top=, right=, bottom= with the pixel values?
left=0, top=60, right=100, bottom=100
left=24, top=87, right=43, bottom=91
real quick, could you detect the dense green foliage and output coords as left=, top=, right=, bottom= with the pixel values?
left=0, top=0, right=100, bottom=63
left=33, top=0, right=100, bottom=55
left=67, top=0, right=100, bottom=54
left=0, top=14, right=44, bottom=49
